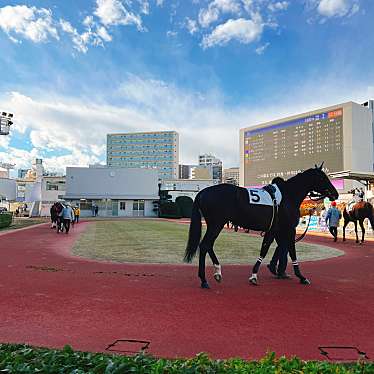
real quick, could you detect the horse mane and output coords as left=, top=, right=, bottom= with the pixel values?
left=271, top=176, right=285, bottom=186
left=285, top=168, right=314, bottom=184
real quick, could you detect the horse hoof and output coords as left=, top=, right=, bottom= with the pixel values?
left=277, top=273, right=291, bottom=280
left=249, top=275, right=258, bottom=285
left=300, top=278, right=311, bottom=285
left=214, top=273, right=222, bottom=283
left=267, top=264, right=277, bottom=276
left=201, top=281, right=210, bottom=289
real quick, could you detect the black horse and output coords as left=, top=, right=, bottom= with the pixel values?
left=184, top=165, right=338, bottom=289
left=343, top=201, right=374, bottom=244
left=50, top=202, right=64, bottom=232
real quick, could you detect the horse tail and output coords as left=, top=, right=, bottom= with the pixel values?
left=184, top=196, right=202, bottom=263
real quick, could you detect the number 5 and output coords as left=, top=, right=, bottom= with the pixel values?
left=250, top=190, right=260, bottom=203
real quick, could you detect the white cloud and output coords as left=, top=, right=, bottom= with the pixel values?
left=198, top=0, right=241, bottom=28
left=255, top=41, right=269, bottom=54
left=0, top=4, right=115, bottom=53
left=94, top=0, right=144, bottom=31
left=202, top=16, right=263, bottom=48
left=138, top=0, right=150, bottom=15
left=185, top=17, right=199, bottom=34
left=1, top=73, right=374, bottom=172
left=156, top=0, right=164, bottom=6
left=268, top=1, right=289, bottom=12
left=316, top=0, right=359, bottom=18
left=60, top=18, right=113, bottom=53
left=198, top=7, right=220, bottom=28
left=166, top=30, right=178, bottom=37
left=0, top=5, right=59, bottom=43
left=0, top=134, right=10, bottom=149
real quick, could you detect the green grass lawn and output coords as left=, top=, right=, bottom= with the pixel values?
left=0, top=217, right=48, bottom=232
left=72, top=219, right=343, bottom=264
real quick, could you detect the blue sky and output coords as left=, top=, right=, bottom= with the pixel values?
left=0, top=0, right=373, bottom=174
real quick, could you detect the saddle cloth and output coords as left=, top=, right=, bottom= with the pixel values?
left=347, top=201, right=365, bottom=213
left=246, top=184, right=282, bottom=206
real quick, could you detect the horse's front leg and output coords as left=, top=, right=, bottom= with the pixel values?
left=359, top=220, right=365, bottom=244
left=343, top=220, right=348, bottom=241
left=287, top=230, right=310, bottom=285
left=249, top=231, right=274, bottom=285
left=354, top=221, right=359, bottom=243
left=208, top=249, right=222, bottom=282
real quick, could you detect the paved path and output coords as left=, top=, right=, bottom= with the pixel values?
left=0, top=222, right=373, bottom=361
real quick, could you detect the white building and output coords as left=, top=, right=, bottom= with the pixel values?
left=198, top=153, right=222, bottom=182
left=64, top=167, right=159, bottom=217
left=0, top=178, right=16, bottom=209
left=223, top=167, right=239, bottom=185
left=107, top=131, right=179, bottom=180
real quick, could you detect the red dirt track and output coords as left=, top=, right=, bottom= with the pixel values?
left=0, top=222, right=373, bottom=361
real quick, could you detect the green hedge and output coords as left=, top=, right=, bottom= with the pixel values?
left=0, top=344, right=372, bottom=373
left=0, top=212, right=12, bottom=229
left=175, top=196, right=193, bottom=218
left=159, top=201, right=182, bottom=219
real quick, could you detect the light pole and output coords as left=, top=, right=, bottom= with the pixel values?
left=0, top=112, right=13, bottom=135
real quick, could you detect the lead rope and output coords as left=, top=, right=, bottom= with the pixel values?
left=295, top=212, right=312, bottom=243
left=295, top=192, right=328, bottom=242
left=260, top=196, right=277, bottom=237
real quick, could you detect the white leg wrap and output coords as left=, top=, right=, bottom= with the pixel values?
left=249, top=273, right=257, bottom=281
left=213, top=264, right=222, bottom=276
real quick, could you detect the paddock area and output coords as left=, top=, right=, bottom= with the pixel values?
left=0, top=219, right=373, bottom=361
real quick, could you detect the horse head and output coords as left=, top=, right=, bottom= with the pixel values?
left=306, top=163, right=339, bottom=201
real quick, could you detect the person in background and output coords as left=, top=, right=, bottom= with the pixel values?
left=95, top=205, right=99, bottom=217
left=61, top=203, right=75, bottom=234
left=325, top=201, right=341, bottom=242
left=73, top=205, right=80, bottom=223
left=319, top=207, right=327, bottom=231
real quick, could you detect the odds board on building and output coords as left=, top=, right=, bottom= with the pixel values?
left=243, top=108, right=343, bottom=186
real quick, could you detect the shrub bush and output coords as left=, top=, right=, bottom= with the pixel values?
left=0, top=212, right=12, bottom=229
left=175, top=196, right=193, bottom=218
left=0, top=344, right=372, bottom=373
left=159, top=201, right=182, bottom=218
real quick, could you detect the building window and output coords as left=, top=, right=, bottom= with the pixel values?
left=120, top=202, right=126, bottom=210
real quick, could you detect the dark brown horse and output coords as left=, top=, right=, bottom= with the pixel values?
left=50, top=202, right=64, bottom=232
left=343, top=201, right=374, bottom=243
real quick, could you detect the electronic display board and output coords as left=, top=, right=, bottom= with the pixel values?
left=243, top=108, right=343, bottom=186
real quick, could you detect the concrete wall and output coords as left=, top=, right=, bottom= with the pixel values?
left=0, top=178, right=16, bottom=200
left=41, top=177, right=66, bottom=202
left=161, top=178, right=218, bottom=192
left=66, top=167, right=159, bottom=199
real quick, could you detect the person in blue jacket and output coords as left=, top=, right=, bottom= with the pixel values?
left=325, top=201, right=341, bottom=242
